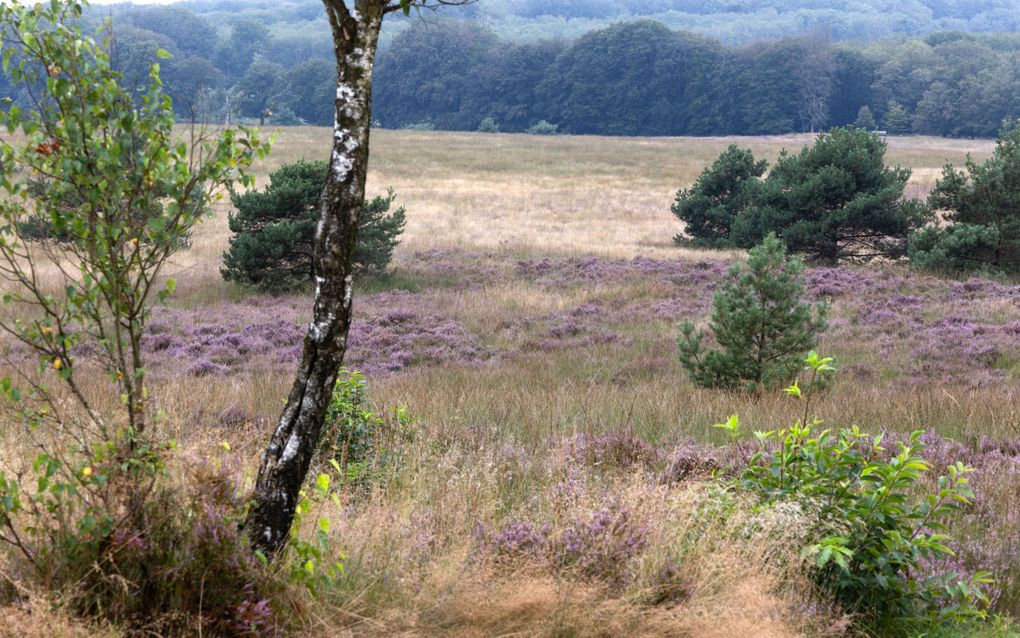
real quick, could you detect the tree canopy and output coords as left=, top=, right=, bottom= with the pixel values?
left=734, top=127, right=927, bottom=263
left=15, top=1, right=1012, bottom=137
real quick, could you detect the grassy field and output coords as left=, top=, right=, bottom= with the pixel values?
left=2, top=128, right=1018, bottom=637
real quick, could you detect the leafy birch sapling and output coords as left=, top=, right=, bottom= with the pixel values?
left=718, top=355, right=991, bottom=633
left=0, top=0, right=267, bottom=587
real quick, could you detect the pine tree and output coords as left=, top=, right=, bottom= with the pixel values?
left=732, top=126, right=928, bottom=263
left=672, top=144, right=767, bottom=247
left=853, top=105, right=877, bottom=130
left=677, top=234, right=828, bottom=391
left=909, top=122, right=1020, bottom=274
left=477, top=116, right=500, bottom=133
left=884, top=101, right=911, bottom=134
left=221, top=160, right=405, bottom=293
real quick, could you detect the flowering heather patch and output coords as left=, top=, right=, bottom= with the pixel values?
left=561, top=430, right=662, bottom=472
left=514, top=254, right=730, bottom=291
left=804, top=266, right=889, bottom=299
left=143, top=303, right=306, bottom=377
left=2, top=250, right=1017, bottom=393
left=530, top=302, right=628, bottom=351
left=887, top=431, right=1020, bottom=611
left=479, top=505, right=650, bottom=589
left=134, top=289, right=494, bottom=377
left=345, top=290, right=496, bottom=374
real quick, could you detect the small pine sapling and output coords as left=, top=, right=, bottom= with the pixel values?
left=677, top=234, right=828, bottom=390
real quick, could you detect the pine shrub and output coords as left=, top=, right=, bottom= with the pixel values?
left=672, top=144, right=767, bottom=247
left=732, top=127, right=928, bottom=263
left=854, top=105, right=878, bottom=130
left=884, top=101, right=912, bottom=135
left=910, top=122, right=1020, bottom=275
left=221, top=160, right=405, bottom=292
left=677, top=234, right=828, bottom=390
left=477, top=116, right=500, bottom=133
left=526, top=120, right=559, bottom=135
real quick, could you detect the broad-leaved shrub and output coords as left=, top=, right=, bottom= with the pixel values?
left=318, top=369, right=414, bottom=488
left=718, top=354, right=991, bottom=633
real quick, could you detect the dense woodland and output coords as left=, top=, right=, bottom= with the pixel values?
left=0, top=1, right=1006, bottom=137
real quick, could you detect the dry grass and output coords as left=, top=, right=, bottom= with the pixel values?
left=182, top=128, right=995, bottom=270
left=0, top=596, right=121, bottom=638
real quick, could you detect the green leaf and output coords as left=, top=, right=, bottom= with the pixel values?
left=784, top=381, right=801, bottom=398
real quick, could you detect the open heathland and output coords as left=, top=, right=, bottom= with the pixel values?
left=2, top=129, right=1018, bottom=636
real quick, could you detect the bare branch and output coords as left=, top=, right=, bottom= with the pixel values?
left=382, top=0, right=475, bottom=15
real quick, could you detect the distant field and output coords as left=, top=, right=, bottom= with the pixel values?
left=247, top=128, right=995, bottom=258
left=137, top=127, right=1015, bottom=446
left=169, top=128, right=997, bottom=303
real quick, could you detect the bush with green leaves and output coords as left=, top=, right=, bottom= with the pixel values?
left=910, top=122, right=1020, bottom=275
left=672, top=144, right=767, bottom=247
left=526, top=120, right=559, bottom=135
left=15, top=176, right=203, bottom=246
left=477, top=116, right=500, bottom=133
left=732, top=126, right=929, bottom=263
left=715, top=354, right=990, bottom=633
left=402, top=120, right=436, bottom=131
left=317, top=369, right=414, bottom=487
left=677, top=234, right=828, bottom=391
left=0, top=0, right=269, bottom=631
left=221, top=160, right=406, bottom=292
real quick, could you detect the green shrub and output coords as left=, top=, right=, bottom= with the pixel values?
left=402, top=120, right=435, bottom=131
left=717, top=354, right=991, bottom=634
left=677, top=234, right=828, bottom=390
left=478, top=116, right=500, bottom=133
left=672, top=144, right=767, bottom=247
left=912, top=122, right=1020, bottom=274
left=526, top=120, right=559, bottom=135
left=318, top=369, right=414, bottom=487
left=0, top=0, right=269, bottom=631
left=0, top=440, right=288, bottom=635
left=732, top=126, right=928, bottom=263
left=908, top=224, right=1002, bottom=276
left=221, top=160, right=406, bottom=292
left=16, top=177, right=202, bottom=247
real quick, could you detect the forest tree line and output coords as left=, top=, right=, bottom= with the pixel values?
left=373, top=20, right=1020, bottom=138
left=3, top=2, right=1019, bottom=138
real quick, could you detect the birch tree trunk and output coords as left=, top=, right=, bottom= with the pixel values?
left=245, top=0, right=384, bottom=558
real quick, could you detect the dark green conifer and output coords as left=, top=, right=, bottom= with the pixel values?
left=221, top=160, right=405, bottom=292
left=672, top=144, right=767, bottom=247
left=677, top=234, right=828, bottom=391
